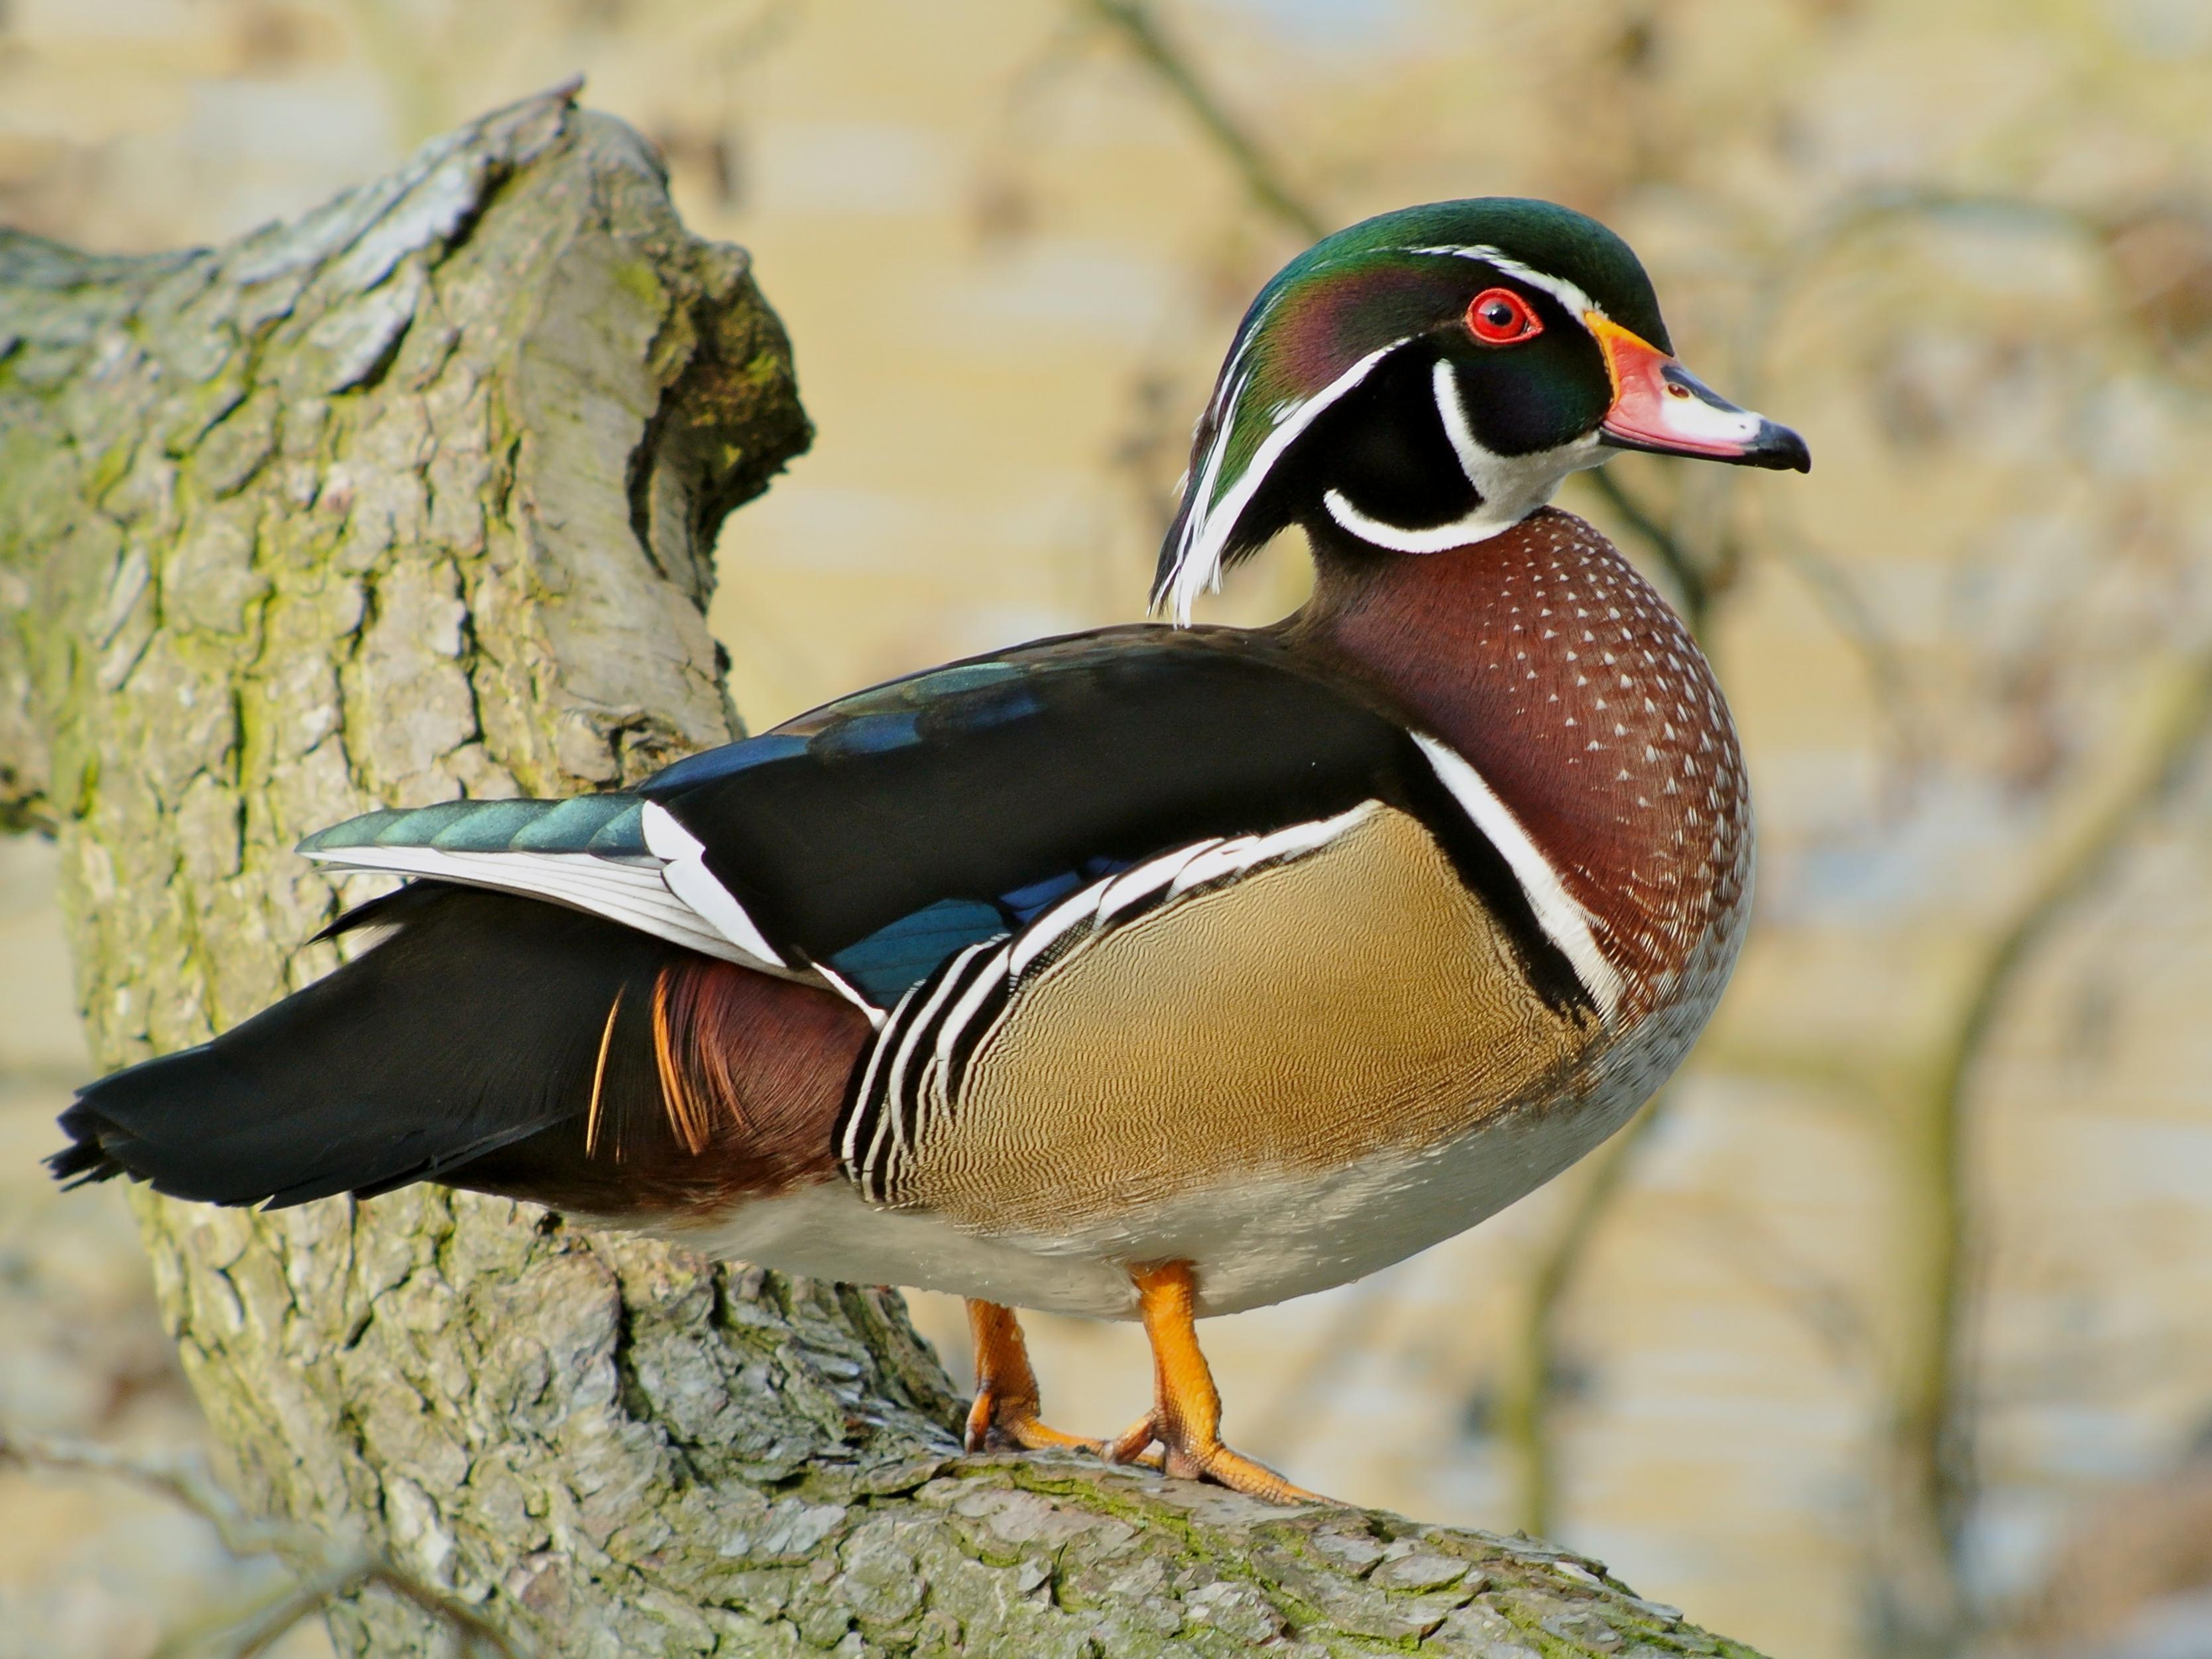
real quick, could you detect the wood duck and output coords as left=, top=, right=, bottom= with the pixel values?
left=53, top=198, right=1807, bottom=1503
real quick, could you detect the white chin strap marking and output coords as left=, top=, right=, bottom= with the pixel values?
left=1320, top=359, right=1599, bottom=555
left=1323, top=488, right=1510, bottom=554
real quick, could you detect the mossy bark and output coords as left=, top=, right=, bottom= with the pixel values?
left=0, top=87, right=1766, bottom=1658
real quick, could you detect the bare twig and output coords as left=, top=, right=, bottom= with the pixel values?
left=1888, top=642, right=2212, bottom=1595
left=1494, top=1096, right=1666, bottom=1539
left=158, top=1560, right=371, bottom=1659
left=1685, top=1200, right=1873, bottom=1373
left=1580, top=469, right=1718, bottom=635
left=1080, top=0, right=1324, bottom=243
left=0, top=1428, right=524, bottom=1659
left=1759, top=506, right=1927, bottom=797
left=1735, top=186, right=2115, bottom=392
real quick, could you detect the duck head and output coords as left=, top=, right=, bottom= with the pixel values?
left=1155, top=197, right=1810, bottom=621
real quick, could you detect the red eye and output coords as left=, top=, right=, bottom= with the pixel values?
left=1468, top=286, right=1542, bottom=345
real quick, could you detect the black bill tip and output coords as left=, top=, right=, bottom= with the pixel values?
left=1741, top=419, right=1811, bottom=473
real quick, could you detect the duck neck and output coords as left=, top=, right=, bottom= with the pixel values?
left=1287, top=506, right=1753, bottom=1001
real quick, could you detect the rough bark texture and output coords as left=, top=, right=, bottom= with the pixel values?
left=0, top=88, right=1767, bottom=1659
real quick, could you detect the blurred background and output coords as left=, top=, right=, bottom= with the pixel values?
left=4, top=1, right=2211, bottom=1656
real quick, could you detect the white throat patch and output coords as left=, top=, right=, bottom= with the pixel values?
left=1321, top=358, right=1605, bottom=555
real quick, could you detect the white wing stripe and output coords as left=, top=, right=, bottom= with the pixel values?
left=640, top=801, right=787, bottom=968
left=1411, top=734, right=1623, bottom=1017
left=1246, top=807, right=1375, bottom=865
left=1165, top=834, right=1259, bottom=899
left=302, top=844, right=757, bottom=966
left=848, top=975, right=928, bottom=1182
left=840, top=806, right=1385, bottom=1204
left=881, top=939, right=994, bottom=1153
left=810, top=960, right=888, bottom=1029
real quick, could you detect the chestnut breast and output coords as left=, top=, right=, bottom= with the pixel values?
left=1303, top=506, right=1752, bottom=1017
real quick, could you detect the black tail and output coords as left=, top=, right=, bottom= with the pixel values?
left=49, top=884, right=829, bottom=1212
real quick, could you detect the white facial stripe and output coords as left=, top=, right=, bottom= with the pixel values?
left=1182, top=369, right=1250, bottom=545
left=1411, top=733, right=1623, bottom=1018
left=1157, top=280, right=1293, bottom=622
left=1404, top=244, right=1601, bottom=321
left=1163, top=243, right=1628, bottom=619
left=1206, top=289, right=1283, bottom=429
left=1163, top=339, right=1408, bottom=625
left=640, top=801, right=787, bottom=968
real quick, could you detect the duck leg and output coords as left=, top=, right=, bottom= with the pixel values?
left=1105, top=1261, right=1322, bottom=1504
left=963, top=1299, right=1106, bottom=1455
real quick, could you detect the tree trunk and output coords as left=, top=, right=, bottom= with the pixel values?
left=0, top=86, right=1766, bottom=1658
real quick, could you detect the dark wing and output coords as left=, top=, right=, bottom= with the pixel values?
left=641, top=624, right=1586, bottom=1011
left=299, top=624, right=1587, bottom=1013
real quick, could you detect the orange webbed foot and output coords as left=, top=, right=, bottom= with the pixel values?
left=962, top=1299, right=1106, bottom=1456
left=1106, top=1263, right=1328, bottom=1505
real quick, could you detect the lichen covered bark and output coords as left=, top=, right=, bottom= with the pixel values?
left=0, top=87, right=1766, bottom=1657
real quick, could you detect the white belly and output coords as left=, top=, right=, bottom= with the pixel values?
left=663, top=1053, right=1656, bottom=1319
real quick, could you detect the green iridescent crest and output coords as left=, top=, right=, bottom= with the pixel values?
left=1153, top=198, right=1666, bottom=622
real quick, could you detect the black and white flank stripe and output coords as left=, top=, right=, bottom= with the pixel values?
left=837, top=805, right=1379, bottom=1204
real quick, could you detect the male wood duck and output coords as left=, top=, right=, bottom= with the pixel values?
left=53, top=198, right=1806, bottom=1503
